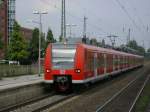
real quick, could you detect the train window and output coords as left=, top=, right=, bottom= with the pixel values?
left=107, top=54, right=113, bottom=67
left=52, top=48, right=76, bottom=69
left=85, top=51, right=94, bottom=70
left=113, top=55, right=118, bottom=66
left=97, top=53, right=104, bottom=68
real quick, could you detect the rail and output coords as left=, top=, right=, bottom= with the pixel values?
left=96, top=71, right=146, bottom=112
left=129, top=75, right=150, bottom=112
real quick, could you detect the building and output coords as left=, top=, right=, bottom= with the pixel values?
left=20, top=27, right=33, bottom=42
left=8, top=0, right=15, bottom=43
left=0, top=0, right=8, bottom=59
left=0, top=0, right=16, bottom=59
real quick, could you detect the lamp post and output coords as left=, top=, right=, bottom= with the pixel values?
left=33, top=11, right=48, bottom=76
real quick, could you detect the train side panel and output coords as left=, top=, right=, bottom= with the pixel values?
left=44, top=43, right=144, bottom=92
left=44, top=44, right=52, bottom=81
left=72, top=44, right=85, bottom=82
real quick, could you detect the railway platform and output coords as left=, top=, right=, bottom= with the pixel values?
left=0, top=74, right=45, bottom=111
left=146, top=103, right=150, bottom=112
left=0, top=74, right=43, bottom=91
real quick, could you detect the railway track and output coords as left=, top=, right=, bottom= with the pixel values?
left=1, top=64, right=149, bottom=112
left=129, top=75, right=150, bottom=112
left=32, top=94, right=75, bottom=112
left=0, top=89, right=77, bottom=112
left=0, top=92, right=54, bottom=112
left=47, top=63, right=150, bottom=112
left=96, top=70, right=150, bottom=112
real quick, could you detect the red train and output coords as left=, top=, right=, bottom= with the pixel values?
left=44, top=42, right=144, bottom=92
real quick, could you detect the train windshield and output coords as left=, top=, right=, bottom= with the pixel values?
left=52, top=48, right=76, bottom=69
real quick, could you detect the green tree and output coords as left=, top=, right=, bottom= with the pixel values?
left=127, top=40, right=145, bottom=55
left=46, top=28, right=55, bottom=44
left=137, top=46, right=145, bottom=55
left=59, top=35, right=63, bottom=42
left=90, top=38, right=97, bottom=45
left=127, top=40, right=138, bottom=50
left=28, top=28, right=39, bottom=63
left=28, top=28, right=47, bottom=63
left=0, top=33, right=3, bottom=49
left=102, top=39, right=105, bottom=47
left=0, top=0, right=4, bottom=6
left=41, top=32, right=46, bottom=58
left=147, top=48, right=150, bottom=53
left=8, top=21, right=29, bottom=64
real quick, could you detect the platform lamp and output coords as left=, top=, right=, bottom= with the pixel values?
left=33, top=10, right=48, bottom=77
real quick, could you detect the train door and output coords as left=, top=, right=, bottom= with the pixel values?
left=104, top=54, right=107, bottom=74
left=114, top=55, right=118, bottom=71
left=113, top=55, right=115, bottom=71
left=94, top=52, right=98, bottom=77
left=117, top=55, right=120, bottom=70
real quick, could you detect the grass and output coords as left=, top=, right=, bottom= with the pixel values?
left=134, top=78, right=150, bottom=112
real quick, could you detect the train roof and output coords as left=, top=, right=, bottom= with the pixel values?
left=51, top=42, right=143, bottom=58
left=82, top=44, right=143, bottom=58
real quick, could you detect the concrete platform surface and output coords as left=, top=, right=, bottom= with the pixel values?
left=0, top=75, right=44, bottom=91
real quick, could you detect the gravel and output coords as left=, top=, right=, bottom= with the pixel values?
left=47, top=64, right=150, bottom=112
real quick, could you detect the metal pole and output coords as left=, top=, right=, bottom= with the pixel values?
left=107, top=35, right=118, bottom=48
left=61, top=0, right=64, bottom=39
left=127, top=28, right=131, bottom=44
left=64, top=0, right=66, bottom=42
left=33, top=11, right=47, bottom=77
left=70, top=25, right=72, bottom=38
left=38, top=13, right=42, bottom=77
left=83, top=16, right=87, bottom=38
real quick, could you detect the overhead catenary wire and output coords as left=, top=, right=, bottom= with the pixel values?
left=123, top=0, right=145, bottom=30
left=40, top=0, right=127, bottom=46
left=40, top=0, right=110, bottom=36
left=114, top=0, right=141, bottom=31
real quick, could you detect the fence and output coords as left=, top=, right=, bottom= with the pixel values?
left=0, top=64, right=43, bottom=78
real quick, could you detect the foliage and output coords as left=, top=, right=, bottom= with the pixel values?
left=137, top=46, right=145, bottom=54
left=134, top=79, right=150, bottom=112
left=0, top=0, right=4, bottom=6
left=28, top=28, right=46, bottom=63
left=46, top=28, right=55, bottom=44
left=147, top=48, right=150, bottom=53
left=90, top=38, right=97, bottom=45
left=41, top=32, right=46, bottom=58
left=82, top=37, right=90, bottom=44
left=127, top=40, right=145, bottom=55
left=28, top=28, right=39, bottom=63
left=101, top=39, right=105, bottom=47
left=0, top=33, right=3, bottom=49
left=127, top=40, right=138, bottom=50
left=59, top=35, right=63, bottom=42
left=7, top=21, right=29, bottom=64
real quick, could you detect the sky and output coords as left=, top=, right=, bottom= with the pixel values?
left=16, top=0, right=150, bottom=49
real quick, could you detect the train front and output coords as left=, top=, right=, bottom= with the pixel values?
left=44, top=43, right=82, bottom=92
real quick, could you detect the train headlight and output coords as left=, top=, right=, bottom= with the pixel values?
left=75, top=69, right=81, bottom=73
left=46, top=69, right=50, bottom=73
